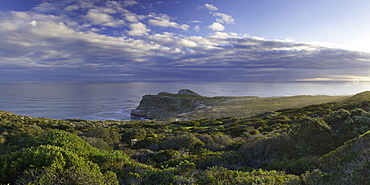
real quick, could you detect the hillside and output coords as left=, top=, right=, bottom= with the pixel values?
left=0, top=91, right=369, bottom=184
left=319, top=130, right=370, bottom=184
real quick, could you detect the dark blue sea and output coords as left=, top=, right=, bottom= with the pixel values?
left=0, top=81, right=368, bottom=121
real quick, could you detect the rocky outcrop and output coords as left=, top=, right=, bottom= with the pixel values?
left=178, top=89, right=201, bottom=96
left=131, top=89, right=203, bottom=119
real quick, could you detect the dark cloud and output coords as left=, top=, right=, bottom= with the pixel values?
left=1, top=0, right=370, bottom=82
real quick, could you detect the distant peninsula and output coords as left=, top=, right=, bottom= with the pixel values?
left=131, top=89, right=203, bottom=119
left=131, top=89, right=348, bottom=120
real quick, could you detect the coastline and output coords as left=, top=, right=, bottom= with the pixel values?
left=0, top=81, right=365, bottom=121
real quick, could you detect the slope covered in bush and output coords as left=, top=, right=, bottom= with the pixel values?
left=319, top=130, right=370, bottom=184
left=0, top=130, right=130, bottom=184
left=0, top=91, right=370, bottom=184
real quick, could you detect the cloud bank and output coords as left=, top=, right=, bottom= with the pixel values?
left=0, top=0, right=370, bottom=82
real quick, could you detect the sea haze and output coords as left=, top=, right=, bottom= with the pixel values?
left=0, top=81, right=368, bottom=121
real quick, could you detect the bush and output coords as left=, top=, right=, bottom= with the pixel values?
left=196, top=167, right=300, bottom=185
left=161, top=133, right=205, bottom=150
left=84, top=127, right=121, bottom=145
left=199, top=134, right=233, bottom=151
left=0, top=129, right=130, bottom=184
left=330, top=109, right=370, bottom=145
left=153, top=149, right=181, bottom=163
left=195, top=151, right=246, bottom=170
left=142, top=168, right=177, bottom=185
left=81, top=136, right=112, bottom=150
left=265, top=156, right=320, bottom=175
left=290, top=117, right=334, bottom=156
left=122, top=128, right=147, bottom=144
left=239, top=134, right=292, bottom=168
left=318, top=130, right=370, bottom=184
left=0, top=145, right=115, bottom=184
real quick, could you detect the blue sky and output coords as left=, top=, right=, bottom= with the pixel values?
left=1, top=0, right=370, bottom=82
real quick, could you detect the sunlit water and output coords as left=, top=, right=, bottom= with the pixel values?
left=0, top=81, right=369, bottom=120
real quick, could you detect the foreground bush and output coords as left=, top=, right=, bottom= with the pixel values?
left=0, top=130, right=130, bottom=184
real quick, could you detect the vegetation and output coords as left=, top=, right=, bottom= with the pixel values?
left=132, top=89, right=347, bottom=120
left=174, top=94, right=348, bottom=120
left=0, top=91, right=370, bottom=184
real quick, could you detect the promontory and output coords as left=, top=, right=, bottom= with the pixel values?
left=131, top=89, right=203, bottom=119
left=131, top=89, right=348, bottom=120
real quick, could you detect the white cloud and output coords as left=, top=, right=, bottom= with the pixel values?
left=30, top=21, right=76, bottom=38
left=125, top=14, right=138, bottom=22
left=180, top=39, right=198, bottom=48
left=124, top=10, right=145, bottom=22
left=210, top=32, right=235, bottom=39
left=104, top=1, right=125, bottom=12
left=64, top=5, right=80, bottom=11
left=194, top=25, right=200, bottom=32
left=189, top=20, right=202, bottom=23
left=85, top=9, right=124, bottom=27
left=127, top=22, right=150, bottom=36
left=212, top=12, right=235, bottom=24
left=0, top=22, right=18, bottom=31
left=12, top=11, right=31, bottom=19
left=207, top=22, right=225, bottom=31
left=187, top=36, right=214, bottom=46
left=147, top=32, right=200, bottom=50
left=205, top=3, right=218, bottom=11
left=148, top=14, right=189, bottom=31
left=34, top=2, right=61, bottom=13
left=180, top=24, right=190, bottom=31
left=123, top=0, right=139, bottom=6
left=30, top=20, right=37, bottom=26
left=150, top=31, right=175, bottom=39
left=86, top=9, right=113, bottom=24
left=72, top=0, right=95, bottom=9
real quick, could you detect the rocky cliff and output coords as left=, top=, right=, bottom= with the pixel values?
left=131, top=89, right=203, bottom=119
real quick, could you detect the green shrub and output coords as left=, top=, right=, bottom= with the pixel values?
left=318, top=130, right=370, bottom=184
left=199, top=134, right=234, bottom=151
left=122, top=128, right=147, bottom=144
left=290, top=116, right=334, bottom=156
left=320, top=108, right=370, bottom=152
left=196, top=167, right=299, bottom=185
left=81, top=136, right=112, bottom=150
left=195, top=151, right=246, bottom=170
left=265, top=156, right=320, bottom=175
left=142, top=168, right=177, bottom=185
left=84, top=127, right=121, bottom=145
left=0, top=145, right=114, bottom=184
left=0, top=129, right=130, bottom=184
left=153, top=149, right=181, bottom=163
left=239, top=134, right=293, bottom=168
left=161, top=133, right=205, bottom=150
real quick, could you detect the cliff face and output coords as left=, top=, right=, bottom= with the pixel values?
left=131, top=89, right=203, bottom=119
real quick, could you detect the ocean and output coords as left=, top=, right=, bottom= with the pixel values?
left=0, top=81, right=369, bottom=121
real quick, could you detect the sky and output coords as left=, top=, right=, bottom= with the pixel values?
left=1, top=0, right=370, bottom=82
